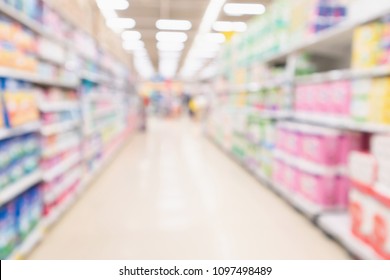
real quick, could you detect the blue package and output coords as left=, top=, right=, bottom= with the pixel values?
left=8, top=160, right=24, bottom=183
left=0, top=140, right=10, bottom=170
left=27, top=186, right=42, bottom=229
left=0, top=202, right=17, bottom=259
left=15, top=192, right=30, bottom=241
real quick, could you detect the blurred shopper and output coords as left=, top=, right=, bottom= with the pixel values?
left=189, top=96, right=197, bottom=120
left=139, top=96, right=149, bottom=132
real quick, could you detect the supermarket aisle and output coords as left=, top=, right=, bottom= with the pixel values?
left=30, top=118, right=348, bottom=259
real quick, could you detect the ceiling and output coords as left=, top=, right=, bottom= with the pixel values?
left=117, top=0, right=271, bottom=78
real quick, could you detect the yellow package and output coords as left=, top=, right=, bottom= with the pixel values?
left=352, top=22, right=383, bottom=69
left=368, top=78, right=390, bottom=124
left=4, top=91, right=39, bottom=127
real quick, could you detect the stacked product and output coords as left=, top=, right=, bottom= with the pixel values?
left=0, top=15, right=37, bottom=71
left=245, top=115, right=275, bottom=179
left=349, top=135, right=390, bottom=259
left=0, top=0, right=137, bottom=260
left=295, top=77, right=390, bottom=125
left=352, top=16, right=390, bottom=69
left=246, top=83, right=291, bottom=113
left=81, top=81, right=128, bottom=172
left=221, top=0, right=351, bottom=81
left=1, top=79, right=40, bottom=128
left=274, top=122, right=364, bottom=207
left=0, top=185, right=42, bottom=260
left=0, top=134, right=40, bottom=191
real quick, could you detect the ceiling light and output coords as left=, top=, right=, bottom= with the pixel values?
left=157, top=42, right=185, bottom=52
left=156, top=19, right=192, bottom=31
left=99, top=9, right=118, bottom=19
left=180, top=0, right=226, bottom=76
left=133, top=49, right=148, bottom=57
left=223, top=3, right=266, bottom=16
left=159, top=51, right=182, bottom=59
left=203, top=33, right=225, bottom=44
left=123, top=40, right=144, bottom=51
left=106, top=18, right=136, bottom=29
left=96, top=0, right=129, bottom=10
left=212, top=21, right=247, bottom=32
left=156, top=32, right=188, bottom=43
left=122, top=30, right=142, bottom=41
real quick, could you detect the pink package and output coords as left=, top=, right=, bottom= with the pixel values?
left=336, top=176, right=350, bottom=208
left=304, top=84, right=317, bottom=113
left=301, top=130, right=341, bottom=165
left=273, top=160, right=286, bottom=185
left=340, top=132, right=364, bottom=165
left=276, top=128, right=287, bottom=151
left=284, top=164, right=300, bottom=192
left=299, top=170, right=338, bottom=207
left=329, top=80, right=351, bottom=116
left=317, top=83, right=332, bottom=114
left=285, top=130, right=301, bottom=156
left=295, top=85, right=308, bottom=112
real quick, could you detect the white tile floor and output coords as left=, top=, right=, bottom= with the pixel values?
left=30, top=118, right=348, bottom=259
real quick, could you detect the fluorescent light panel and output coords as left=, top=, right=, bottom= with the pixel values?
left=96, top=0, right=129, bottom=10
left=159, top=51, right=182, bottom=59
left=156, top=19, right=192, bottom=31
left=107, top=18, right=136, bottom=29
left=157, top=42, right=185, bottom=52
left=122, top=30, right=142, bottom=41
left=156, top=32, right=188, bottom=43
left=123, top=40, right=144, bottom=50
left=224, top=3, right=266, bottom=16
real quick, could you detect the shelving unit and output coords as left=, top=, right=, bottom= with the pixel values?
left=293, top=113, right=390, bottom=133
left=0, top=68, right=79, bottom=89
left=0, top=1, right=138, bottom=260
left=208, top=0, right=390, bottom=259
left=0, top=122, right=41, bottom=141
left=262, top=0, right=390, bottom=64
left=318, top=214, right=382, bottom=260
left=40, top=120, right=81, bottom=136
left=8, top=223, right=45, bottom=260
left=0, top=171, right=42, bottom=206
left=39, top=102, right=80, bottom=113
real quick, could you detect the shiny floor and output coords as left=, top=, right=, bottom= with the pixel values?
left=30, top=118, right=348, bottom=259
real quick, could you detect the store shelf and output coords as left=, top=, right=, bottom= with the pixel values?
left=41, top=120, right=81, bottom=136
left=39, top=102, right=80, bottom=113
left=0, top=68, right=79, bottom=88
left=0, top=171, right=42, bottom=207
left=0, top=122, right=41, bottom=141
left=263, top=1, right=390, bottom=63
left=43, top=153, right=81, bottom=182
left=42, top=138, right=81, bottom=158
left=44, top=192, right=77, bottom=228
left=8, top=223, right=44, bottom=260
left=256, top=170, right=336, bottom=219
left=44, top=169, right=82, bottom=204
left=209, top=134, right=342, bottom=220
left=274, top=149, right=345, bottom=176
left=45, top=131, right=132, bottom=228
left=295, top=65, right=390, bottom=84
left=250, top=109, right=293, bottom=120
left=294, top=112, right=390, bottom=133
left=232, top=79, right=292, bottom=92
left=93, top=107, right=117, bottom=119
left=80, top=71, right=110, bottom=84
left=318, top=213, right=382, bottom=260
